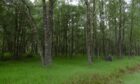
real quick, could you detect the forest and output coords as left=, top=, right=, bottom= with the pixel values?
left=0, top=0, right=140, bottom=84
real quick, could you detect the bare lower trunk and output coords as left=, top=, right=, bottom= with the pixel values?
left=42, top=0, right=54, bottom=66
left=85, top=0, right=93, bottom=64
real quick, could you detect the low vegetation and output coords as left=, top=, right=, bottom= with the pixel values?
left=123, top=72, right=140, bottom=84
left=0, top=56, right=140, bottom=84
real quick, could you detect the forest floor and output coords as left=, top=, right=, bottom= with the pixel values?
left=0, top=56, right=140, bottom=84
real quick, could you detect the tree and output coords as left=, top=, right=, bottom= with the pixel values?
left=99, top=0, right=106, bottom=56
left=42, top=0, right=54, bottom=66
left=85, top=0, right=93, bottom=64
left=129, top=0, right=134, bottom=55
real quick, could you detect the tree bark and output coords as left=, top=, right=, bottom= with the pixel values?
left=118, top=0, right=123, bottom=57
left=85, top=0, right=93, bottom=64
left=42, top=0, right=54, bottom=66
left=129, top=0, right=134, bottom=55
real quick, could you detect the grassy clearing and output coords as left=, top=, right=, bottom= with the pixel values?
left=122, top=65, right=140, bottom=84
left=123, top=72, right=140, bottom=84
left=64, top=62, right=140, bottom=84
left=0, top=56, right=140, bottom=84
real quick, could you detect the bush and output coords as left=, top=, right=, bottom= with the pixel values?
left=22, top=52, right=37, bottom=58
left=2, top=52, right=13, bottom=60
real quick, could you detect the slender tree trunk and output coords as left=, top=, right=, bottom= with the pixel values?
left=71, top=18, right=74, bottom=57
left=114, top=18, right=118, bottom=55
left=100, top=0, right=106, bottom=56
left=42, top=0, right=54, bottom=66
left=118, top=0, right=123, bottom=57
left=85, top=0, right=93, bottom=64
left=13, top=5, right=20, bottom=60
left=129, top=0, right=134, bottom=55
left=92, top=0, right=96, bottom=56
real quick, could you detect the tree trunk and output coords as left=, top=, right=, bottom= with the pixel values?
left=85, top=0, right=93, bottom=64
left=118, top=0, right=123, bottom=57
left=100, top=0, right=106, bottom=56
left=129, top=0, right=134, bottom=55
left=42, top=0, right=54, bottom=66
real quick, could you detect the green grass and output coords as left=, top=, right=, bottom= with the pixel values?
left=0, top=56, right=140, bottom=84
left=122, top=71, right=140, bottom=84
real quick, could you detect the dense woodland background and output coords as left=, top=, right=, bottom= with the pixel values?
left=0, top=0, right=140, bottom=66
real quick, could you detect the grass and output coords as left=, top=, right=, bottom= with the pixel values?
left=0, top=56, right=140, bottom=84
left=123, top=72, right=140, bottom=84
left=122, top=64, right=140, bottom=84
